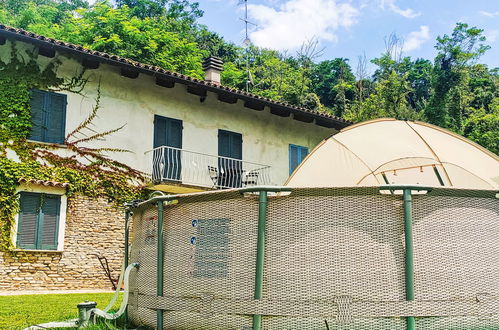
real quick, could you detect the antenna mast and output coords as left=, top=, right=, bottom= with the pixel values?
left=240, top=0, right=255, bottom=92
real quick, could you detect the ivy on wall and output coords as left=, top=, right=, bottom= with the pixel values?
left=0, top=42, right=146, bottom=251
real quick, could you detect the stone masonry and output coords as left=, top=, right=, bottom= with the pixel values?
left=0, top=195, right=124, bottom=290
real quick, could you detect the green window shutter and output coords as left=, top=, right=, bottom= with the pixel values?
left=218, top=130, right=231, bottom=158
left=153, top=115, right=183, bottom=180
left=17, top=192, right=41, bottom=249
left=17, top=192, right=61, bottom=250
left=40, top=194, right=60, bottom=250
left=29, top=90, right=67, bottom=143
left=29, top=90, right=46, bottom=142
left=153, top=115, right=183, bottom=148
left=218, top=130, right=243, bottom=187
left=289, top=144, right=309, bottom=175
left=218, top=130, right=242, bottom=159
left=300, top=147, right=309, bottom=162
left=45, top=92, right=67, bottom=144
left=232, top=133, right=242, bottom=160
left=167, top=118, right=183, bottom=149
left=289, top=145, right=299, bottom=175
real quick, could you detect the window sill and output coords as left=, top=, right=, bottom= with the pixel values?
left=13, top=249, right=63, bottom=253
left=26, top=140, right=67, bottom=148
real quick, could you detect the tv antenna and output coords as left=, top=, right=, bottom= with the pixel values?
left=239, top=0, right=256, bottom=91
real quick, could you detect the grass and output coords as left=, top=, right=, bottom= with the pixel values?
left=0, top=292, right=124, bottom=329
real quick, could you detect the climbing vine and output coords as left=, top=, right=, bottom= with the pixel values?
left=0, top=42, right=147, bottom=251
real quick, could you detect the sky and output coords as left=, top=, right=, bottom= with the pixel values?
left=196, top=0, right=499, bottom=74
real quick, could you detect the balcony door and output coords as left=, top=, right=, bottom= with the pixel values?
left=153, top=115, right=183, bottom=182
left=218, top=130, right=242, bottom=188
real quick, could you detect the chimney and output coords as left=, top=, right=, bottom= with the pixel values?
left=202, top=56, right=223, bottom=85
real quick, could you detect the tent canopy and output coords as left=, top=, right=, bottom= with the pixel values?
left=286, top=118, right=499, bottom=189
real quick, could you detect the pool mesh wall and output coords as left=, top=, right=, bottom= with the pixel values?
left=127, top=187, right=498, bottom=329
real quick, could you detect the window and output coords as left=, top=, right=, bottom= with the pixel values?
left=29, top=89, right=67, bottom=144
left=289, top=144, right=309, bottom=175
left=16, top=192, right=62, bottom=250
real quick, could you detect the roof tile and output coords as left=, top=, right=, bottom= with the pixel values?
left=18, top=178, right=70, bottom=188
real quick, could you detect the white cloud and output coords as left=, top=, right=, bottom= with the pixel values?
left=247, top=0, right=360, bottom=51
left=380, top=0, right=420, bottom=18
left=402, top=25, right=430, bottom=52
left=485, top=30, right=498, bottom=43
left=480, top=10, right=499, bottom=17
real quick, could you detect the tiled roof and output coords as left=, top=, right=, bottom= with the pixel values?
left=18, top=178, right=70, bottom=188
left=0, top=24, right=351, bottom=130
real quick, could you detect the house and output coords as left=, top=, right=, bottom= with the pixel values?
left=0, top=25, right=350, bottom=290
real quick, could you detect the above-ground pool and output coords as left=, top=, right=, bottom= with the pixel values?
left=127, top=186, right=498, bottom=329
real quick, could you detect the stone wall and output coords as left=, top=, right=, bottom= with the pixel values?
left=0, top=195, right=124, bottom=291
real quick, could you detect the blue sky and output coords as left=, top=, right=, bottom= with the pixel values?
left=197, top=0, right=499, bottom=73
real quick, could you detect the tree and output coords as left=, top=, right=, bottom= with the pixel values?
left=296, top=38, right=324, bottom=102
left=354, top=54, right=374, bottom=105
left=372, top=55, right=432, bottom=111
left=468, top=64, right=498, bottom=111
left=344, top=71, right=420, bottom=122
left=463, top=100, right=499, bottom=154
left=249, top=48, right=310, bottom=105
left=311, top=58, right=356, bottom=111
left=195, top=28, right=239, bottom=62
left=371, top=32, right=432, bottom=114
left=406, top=59, right=432, bottom=111
left=371, top=33, right=407, bottom=80
left=332, top=78, right=354, bottom=117
left=54, top=3, right=205, bottom=77
left=0, top=0, right=88, bottom=28
left=116, top=0, right=202, bottom=21
left=116, top=0, right=168, bottom=18
left=425, top=23, right=491, bottom=129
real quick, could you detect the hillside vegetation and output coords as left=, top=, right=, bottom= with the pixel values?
left=1, top=0, right=497, bottom=154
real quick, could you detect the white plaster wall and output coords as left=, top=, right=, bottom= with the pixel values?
left=1, top=40, right=337, bottom=185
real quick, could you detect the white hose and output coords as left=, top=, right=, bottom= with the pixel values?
left=25, top=320, right=78, bottom=329
left=102, top=263, right=125, bottom=313
left=24, top=262, right=138, bottom=329
left=90, top=262, right=138, bottom=320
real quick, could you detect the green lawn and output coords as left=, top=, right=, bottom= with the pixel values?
left=0, top=292, right=123, bottom=329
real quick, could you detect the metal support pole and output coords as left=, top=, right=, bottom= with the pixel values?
left=124, top=211, right=130, bottom=270
left=403, top=189, right=415, bottom=330
left=252, top=191, right=268, bottom=330
left=124, top=210, right=130, bottom=325
left=157, top=201, right=164, bottom=330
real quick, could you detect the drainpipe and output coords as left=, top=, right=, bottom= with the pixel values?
left=157, top=201, right=165, bottom=330
left=403, top=188, right=415, bottom=330
left=252, top=190, right=268, bottom=330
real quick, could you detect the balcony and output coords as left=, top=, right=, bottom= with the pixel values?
left=144, top=146, right=272, bottom=191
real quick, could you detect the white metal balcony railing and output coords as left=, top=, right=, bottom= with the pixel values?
left=144, top=146, right=272, bottom=189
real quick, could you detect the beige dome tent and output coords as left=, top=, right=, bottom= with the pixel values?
left=286, top=118, right=499, bottom=189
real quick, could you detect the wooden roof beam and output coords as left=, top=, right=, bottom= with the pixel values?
left=82, top=58, right=100, bottom=70
left=244, top=100, right=265, bottom=111
left=156, top=77, right=175, bottom=88
left=38, top=47, right=55, bottom=58
left=121, top=67, right=139, bottom=79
